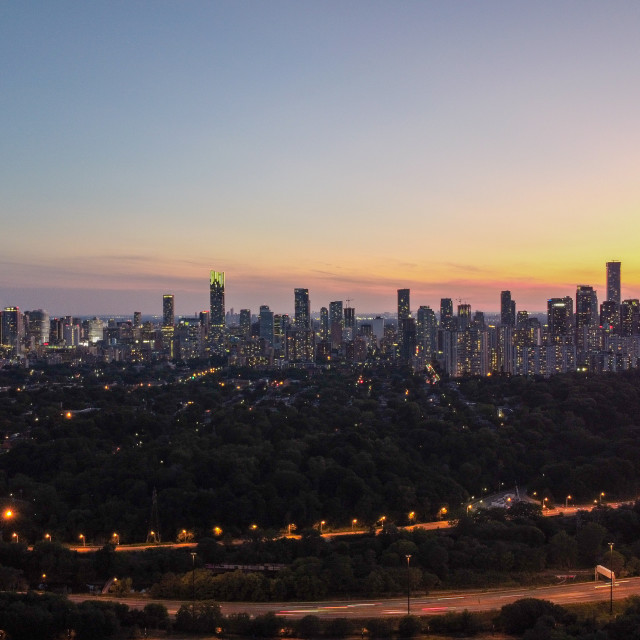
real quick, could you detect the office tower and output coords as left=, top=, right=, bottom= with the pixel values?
left=259, top=305, right=274, bottom=345
left=161, top=295, right=175, bottom=356
left=239, top=309, right=251, bottom=338
left=500, top=291, right=516, bottom=327
left=1, top=307, right=23, bottom=349
left=457, top=304, right=472, bottom=331
left=87, top=318, right=104, bottom=343
left=440, top=298, right=454, bottom=331
left=209, top=271, right=225, bottom=333
left=162, top=295, right=175, bottom=327
left=133, top=311, right=142, bottom=328
left=516, top=311, right=529, bottom=327
left=294, top=288, right=310, bottom=331
left=27, top=309, right=50, bottom=345
left=319, top=307, right=329, bottom=341
left=620, top=299, right=640, bottom=336
left=417, top=305, right=437, bottom=356
left=606, top=261, right=621, bottom=305
left=600, top=300, right=620, bottom=331
left=329, top=301, right=344, bottom=348
left=397, top=289, right=410, bottom=322
left=547, top=297, right=573, bottom=340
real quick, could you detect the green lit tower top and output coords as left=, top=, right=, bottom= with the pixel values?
left=209, top=271, right=225, bottom=333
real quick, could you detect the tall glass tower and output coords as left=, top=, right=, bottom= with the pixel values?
left=606, top=261, right=621, bottom=305
left=294, top=288, right=310, bottom=331
left=209, top=271, right=225, bottom=334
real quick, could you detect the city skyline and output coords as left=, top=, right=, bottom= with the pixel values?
left=2, top=3, right=640, bottom=314
left=1, top=260, right=634, bottom=321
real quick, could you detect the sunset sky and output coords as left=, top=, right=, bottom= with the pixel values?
left=2, top=2, right=639, bottom=316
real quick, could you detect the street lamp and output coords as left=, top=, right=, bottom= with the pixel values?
left=320, top=520, right=326, bottom=534
left=600, top=492, right=605, bottom=505
left=191, top=552, right=197, bottom=622
left=112, top=532, right=119, bottom=545
left=12, top=532, right=18, bottom=543
left=44, top=533, right=51, bottom=542
left=406, top=555, right=412, bottom=615
left=609, top=542, right=614, bottom=615
left=79, top=534, right=85, bottom=547
left=565, top=495, right=572, bottom=508
left=352, top=519, right=358, bottom=532
left=408, top=511, right=415, bottom=524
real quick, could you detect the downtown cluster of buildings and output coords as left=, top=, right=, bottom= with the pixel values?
left=1, top=262, right=640, bottom=377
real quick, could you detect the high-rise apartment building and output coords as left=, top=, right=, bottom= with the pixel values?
left=329, top=301, right=344, bottom=348
left=547, top=297, right=573, bottom=340
left=209, top=271, right=225, bottom=334
left=440, top=298, right=454, bottom=331
left=294, top=288, right=310, bottom=331
left=397, top=289, right=410, bottom=323
left=457, top=304, right=472, bottom=331
left=344, top=306, right=355, bottom=329
left=239, top=309, right=251, bottom=338
left=1, top=307, right=23, bottom=349
left=606, top=261, right=621, bottom=305
left=500, top=291, right=516, bottom=327
left=162, top=295, right=175, bottom=327
left=417, top=306, right=437, bottom=356
left=575, top=285, right=597, bottom=331
left=259, top=305, right=274, bottom=345
left=620, top=299, right=640, bottom=336
left=319, top=307, right=329, bottom=341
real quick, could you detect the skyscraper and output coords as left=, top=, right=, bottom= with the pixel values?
left=1, top=307, right=23, bottom=350
left=294, top=288, right=310, bottom=331
left=162, top=295, right=175, bottom=357
left=209, top=271, right=225, bottom=334
left=319, top=306, right=329, bottom=341
left=397, top=289, right=410, bottom=323
left=500, top=291, right=516, bottom=327
left=547, top=297, right=573, bottom=340
left=162, top=295, right=175, bottom=327
left=440, top=298, right=454, bottom=331
left=606, top=261, right=621, bottom=305
left=259, top=305, right=274, bottom=345
left=417, top=305, right=437, bottom=356
left=575, top=285, right=597, bottom=330
left=239, top=309, right=251, bottom=338
left=329, top=301, right=343, bottom=348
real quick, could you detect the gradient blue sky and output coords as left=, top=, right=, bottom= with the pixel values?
left=2, top=2, right=639, bottom=316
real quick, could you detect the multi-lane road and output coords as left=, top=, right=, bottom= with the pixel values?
left=69, top=575, right=640, bottom=619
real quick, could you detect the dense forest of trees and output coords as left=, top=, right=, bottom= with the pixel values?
left=2, top=363, right=640, bottom=545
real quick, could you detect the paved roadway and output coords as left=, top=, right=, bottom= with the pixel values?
left=68, top=575, right=639, bottom=619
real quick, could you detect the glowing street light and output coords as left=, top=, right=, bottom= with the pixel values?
left=609, top=542, right=614, bottom=615
left=79, top=534, right=85, bottom=547
left=565, top=495, right=572, bottom=508
left=112, top=532, right=120, bottom=545
left=408, top=511, right=415, bottom=523
left=44, top=533, right=51, bottom=542
left=352, top=518, right=358, bottom=531
left=320, top=520, right=326, bottom=534
left=12, top=533, right=18, bottom=543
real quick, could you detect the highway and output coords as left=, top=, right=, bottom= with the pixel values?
left=68, top=575, right=640, bottom=618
